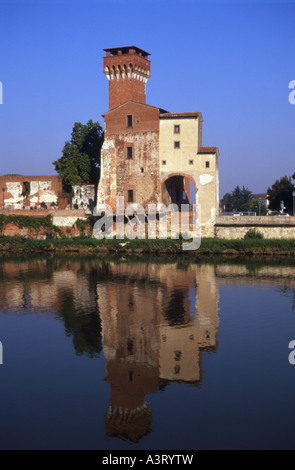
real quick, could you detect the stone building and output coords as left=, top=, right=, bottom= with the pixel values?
left=97, top=45, right=219, bottom=235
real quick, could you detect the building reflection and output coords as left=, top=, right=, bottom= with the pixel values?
left=4, top=257, right=295, bottom=442
left=97, top=262, right=220, bottom=442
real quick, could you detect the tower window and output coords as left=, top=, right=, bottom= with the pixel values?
left=127, top=189, right=134, bottom=203
left=128, top=370, right=134, bottom=383
left=127, top=114, right=133, bottom=128
left=127, top=338, right=134, bottom=355
left=174, top=125, right=180, bottom=134
left=189, top=160, right=194, bottom=165
left=206, top=161, right=210, bottom=168
left=126, top=146, right=133, bottom=160
left=174, top=365, right=180, bottom=374
left=174, top=141, right=180, bottom=149
left=162, top=160, right=167, bottom=165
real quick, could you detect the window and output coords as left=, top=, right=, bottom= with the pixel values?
left=126, top=146, right=133, bottom=160
left=128, top=370, right=134, bottom=383
left=174, top=124, right=180, bottom=134
left=206, top=161, right=210, bottom=168
left=127, top=114, right=133, bottom=128
left=189, top=159, right=194, bottom=165
left=140, top=167, right=144, bottom=173
left=127, top=338, right=134, bottom=355
left=174, top=365, right=180, bottom=374
left=127, top=189, right=134, bottom=203
left=22, top=181, right=30, bottom=198
left=174, top=350, right=182, bottom=361
left=162, top=160, right=167, bottom=165
left=174, top=141, right=180, bottom=149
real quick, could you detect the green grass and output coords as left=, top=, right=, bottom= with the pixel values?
left=1, top=234, right=295, bottom=257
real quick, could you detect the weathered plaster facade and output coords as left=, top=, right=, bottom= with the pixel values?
left=0, top=175, right=62, bottom=210
left=97, top=46, right=220, bottom=236
left=72, top=184, right=95, bottom=213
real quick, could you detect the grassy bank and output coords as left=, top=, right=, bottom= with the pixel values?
left=1, top=234, right=295, bottom=257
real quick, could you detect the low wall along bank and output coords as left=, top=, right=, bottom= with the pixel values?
left=1, top=211, right=295, bottom=241
left=0, top=210, right=89, bottom=238
left=215, top=216, right=295, bottom=239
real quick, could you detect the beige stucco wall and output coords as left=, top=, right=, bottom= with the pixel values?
left=159, top=117, right=199, bottom=171
left=159, top=116, right=219, bottom=231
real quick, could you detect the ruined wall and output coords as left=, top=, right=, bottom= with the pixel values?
left=72, top=185, right=95, bottom=213
left=0, top=175, right=62, bottom=210
left=215, top=216, right=295, bottom=239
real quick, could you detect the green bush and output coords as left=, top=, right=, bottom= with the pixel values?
left=244, top=228, right=264, bottom=239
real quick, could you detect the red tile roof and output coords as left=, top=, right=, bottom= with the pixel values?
left=198, top=146, right=218, bottom=154
left=159, top=112, right=202, bottom=119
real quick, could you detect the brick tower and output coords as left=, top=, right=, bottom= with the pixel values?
left=103, top=46, right=151, bottom=110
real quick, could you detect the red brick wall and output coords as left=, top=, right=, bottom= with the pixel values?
left=104, top=49, right=150, bottom=110
left=104, top=101, right=160, bottom=134
left=99, top=102, right=161, bottom=210
left=108, top=78, right=147, bottom=110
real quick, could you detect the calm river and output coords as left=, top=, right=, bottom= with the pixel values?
left=0, top=254, right=295, bottom=450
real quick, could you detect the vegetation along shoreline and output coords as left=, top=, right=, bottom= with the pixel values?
left=1, top=235, right=295, bottom=259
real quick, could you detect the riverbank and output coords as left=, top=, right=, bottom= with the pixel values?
left=1, top=235, right=295, bottom=257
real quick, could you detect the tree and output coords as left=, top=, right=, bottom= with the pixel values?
left=267, top=176, right=295, bottom=213
left=220, top=186, right=253, bottom=212
left=53, top=120, right=104, bottom=193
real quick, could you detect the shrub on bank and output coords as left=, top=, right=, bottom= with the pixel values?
left=244, top=228, right=264, bottom=239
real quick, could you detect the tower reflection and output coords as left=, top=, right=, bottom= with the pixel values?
left=97, top=262, right=220, bottom=442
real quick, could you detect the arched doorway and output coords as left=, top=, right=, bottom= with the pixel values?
left=161, top=174, right=197, bottom=209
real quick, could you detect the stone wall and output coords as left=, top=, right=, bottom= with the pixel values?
left=215, top=216, right=295, bottom=239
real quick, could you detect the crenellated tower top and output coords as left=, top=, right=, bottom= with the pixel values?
left=103, top=46, right=151, bottom=110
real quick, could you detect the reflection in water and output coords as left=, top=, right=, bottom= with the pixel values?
left=1, top=256, right=295, bottom=445
left=0, top=257, right=220, bottom=443
left=0, top=258, right=103, bottom=358
left=96, top=262, right=219, bottom=442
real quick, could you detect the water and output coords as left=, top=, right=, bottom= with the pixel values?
left=0, top=254, right=295, bottom=450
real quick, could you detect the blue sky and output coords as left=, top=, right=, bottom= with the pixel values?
left=0, top=0, right=294, bottom=197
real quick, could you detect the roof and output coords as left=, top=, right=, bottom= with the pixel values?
left=198, top=146, right=218, bottom=154
left=102, top=100, right=168, bottom=116
left=103, top=45, right=150, bottom=57
left=159, top=112, right=202, bottom=120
